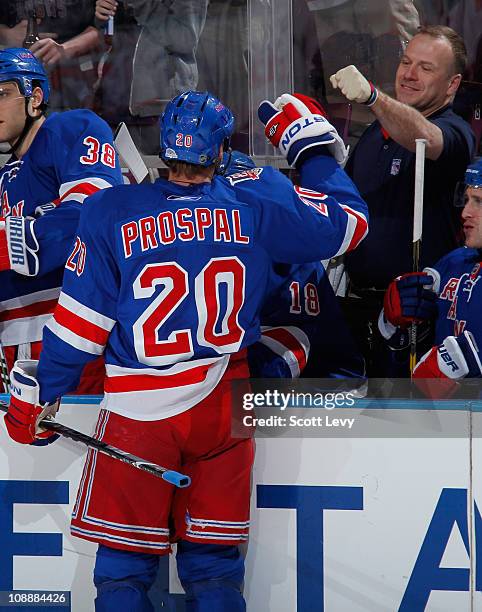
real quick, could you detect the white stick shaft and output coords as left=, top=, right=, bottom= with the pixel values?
left=114, top=122, right=149, bottom=184
left=413, top=139, right=427, bottom=245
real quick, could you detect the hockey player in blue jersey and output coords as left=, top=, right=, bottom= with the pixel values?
left=4, top=90, right=368, bottom=611
left=220, top=150, right=365, bottom=379
left=380, top=158, right=482, bottom=395
left=0, top=48, right=122, bottom=390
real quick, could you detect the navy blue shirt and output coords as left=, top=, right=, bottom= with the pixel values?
left=345, top=105, right=475, bottom=289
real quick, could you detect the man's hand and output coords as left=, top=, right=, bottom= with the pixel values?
left=330, top=65, right=378, bottom=106
left=258, top=92, right=348, bottom=166
left=96, top=0, right=118, bottom=21
left=384, top=272, right=437, bottom=328
left=4, top=360, right=59, bottom=445
left=30, top=38, right=65, bottom=67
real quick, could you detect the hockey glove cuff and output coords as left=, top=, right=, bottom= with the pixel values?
left=378, top=309, right=432, bottom=352
left=413, top=331, right=482, bottom=399
left=5, top=360, right=59, bottom=445
left=5, top=217, right=40, bottom=276
left=258, top=93, right=348, bottom=166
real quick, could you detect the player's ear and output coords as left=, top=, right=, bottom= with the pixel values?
left=28, top=86, right=44, bottom=116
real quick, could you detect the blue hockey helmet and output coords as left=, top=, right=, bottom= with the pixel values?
left=0, top=48, right=49, bottom=104
left=454, top=159, right=482, bottom=206
left=465, top=158, right=482, bottom=188
left=160, top=91, right=234, bottom=167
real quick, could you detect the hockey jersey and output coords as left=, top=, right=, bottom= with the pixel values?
left=250, top=260, right=365, bottom=378
left=0, top=109, right=123, bottom=347
left=425, top=246, right=482, bottom=346
left=380, top=247, right=482, bottom=378
left=255, top=154, right=366, bottom=379
left=223, top=150, right=365, bottom=379
left=37, top=154, right=368, bottom=418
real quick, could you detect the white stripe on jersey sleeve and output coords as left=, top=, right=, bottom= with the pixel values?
left=46, top=317, right=105, bottom=355
left=59, top=177, right=114, bottom=204
left=58, top=292, right=116, bottom=331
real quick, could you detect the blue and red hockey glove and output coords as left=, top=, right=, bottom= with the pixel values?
left=413, top=331, right=482, bottom=399
left=257, top=93, right=348, bottom=167
left=4, top=360, right=59, bottom=445
left=384, top=272, right=437, bottom=328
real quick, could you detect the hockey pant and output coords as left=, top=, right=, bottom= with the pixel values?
left=94, top=541, right=245, bottom=612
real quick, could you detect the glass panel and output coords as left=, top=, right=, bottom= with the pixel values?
left=197, top=1, right=250, bottom=153
left=248, top=0, right=293, bottom=160
left=0, top=1, right=480, bottom=156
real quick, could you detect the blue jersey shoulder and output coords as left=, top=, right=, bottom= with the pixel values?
left=81, top=182, right=151, bottom=221
left=432, top=246, right=479, bottom=275
left=29, top=109, right=118, bottom=177
left=218, top=165, right=295, bottom=212
left=44, top=109, right=113, bottom=140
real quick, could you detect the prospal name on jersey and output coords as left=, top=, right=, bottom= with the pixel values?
left=121, top=206, right=252, bottom=258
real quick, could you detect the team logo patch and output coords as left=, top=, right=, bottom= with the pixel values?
left=0, top=161, right=22, bottom=186
left=470, top=263, right=481, bottom=281
left=390, top=158, right=401, bottom=176
left=226, top=168, right=263, bottom=185
left=165, top=148, right=178, bottom=159
left=462, top=267, right=481, bottom=302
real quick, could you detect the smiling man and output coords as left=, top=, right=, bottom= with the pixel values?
left=328, top=25, right=475, bottom=376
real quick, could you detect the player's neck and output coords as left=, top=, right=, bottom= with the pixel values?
left=13, top=115, right=45, bottom=159
left=170, top=177, right=212, bottom=186
left=168, top=166, right=215, bottom=186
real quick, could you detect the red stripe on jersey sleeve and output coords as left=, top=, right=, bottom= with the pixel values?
left=54, top=304, right=110, bottom=346
left=261, top=327, right=308, bottom=373
left=342, top=205, right=368, bottom=252
left=0, top=299, right=58, bottom=322
left=60, top=182, right=100, bottom=202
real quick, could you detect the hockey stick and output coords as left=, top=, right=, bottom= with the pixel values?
left=0, top=345, right=10, bottom=393
left=409, top=138, right=427, bottom=375
left=0, top=401, right=191, bottom=488
left=342, top=103, right=352, bottom=145
left=114, top=122, right=149, bottom=184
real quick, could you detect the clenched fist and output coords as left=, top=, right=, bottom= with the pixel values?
left=330, top=65, right=378, bottom=106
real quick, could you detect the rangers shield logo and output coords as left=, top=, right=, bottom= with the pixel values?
left=390, top=158, right=401, bottom=176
